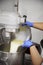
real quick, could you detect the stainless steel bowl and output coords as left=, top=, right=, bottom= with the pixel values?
left=0, top=51, right=24, bottom=65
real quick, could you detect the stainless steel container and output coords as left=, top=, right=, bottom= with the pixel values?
left=0, top=51, right=24, bottom=65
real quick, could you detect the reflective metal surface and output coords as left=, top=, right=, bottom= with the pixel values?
left=0, top=51, right=24, bottom=65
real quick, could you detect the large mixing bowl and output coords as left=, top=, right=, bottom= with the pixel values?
left=0, top=51, right=25, bottom=65
left=10, top=25, right=32, bottom=53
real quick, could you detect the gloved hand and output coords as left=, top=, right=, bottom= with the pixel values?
left=22, top=40, right=33, bottom=48
left=22, top=21, right=33, bottom=27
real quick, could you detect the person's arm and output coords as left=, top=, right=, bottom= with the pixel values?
left=30, top=46, right=43, bottom=65
left=33, top=22, right=43, bottom=30
left=22, top=22, right=43, bottom=30
left=22, top=40, right=43, bottom=65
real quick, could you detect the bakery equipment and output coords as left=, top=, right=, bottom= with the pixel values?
left=0, top=12, right=41, bottom=65
left=0, top=51, right=23, bottom=65
left=0, top=12, right=33, bottom=65
left=0, top=10, right=32, bottom=65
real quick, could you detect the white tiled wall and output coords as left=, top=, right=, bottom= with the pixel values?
left=19, top=0, right=43, bottom=22
left=0, top=0, right=18, bottom=25
left=31, top=28, right=43, bottom=43
left=0, top=0, right=17, bottom=12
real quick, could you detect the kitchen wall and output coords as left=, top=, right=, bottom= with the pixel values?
left=0, top=0, right=18, bottom=25
left=19, top=0, right=43, bottom=22
left=0, top=0, right=17, bottom=12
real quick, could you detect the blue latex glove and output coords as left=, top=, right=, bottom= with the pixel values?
left=22, top=21, right=33, bottom=27
left=22, top=40, right=33, bottom=48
